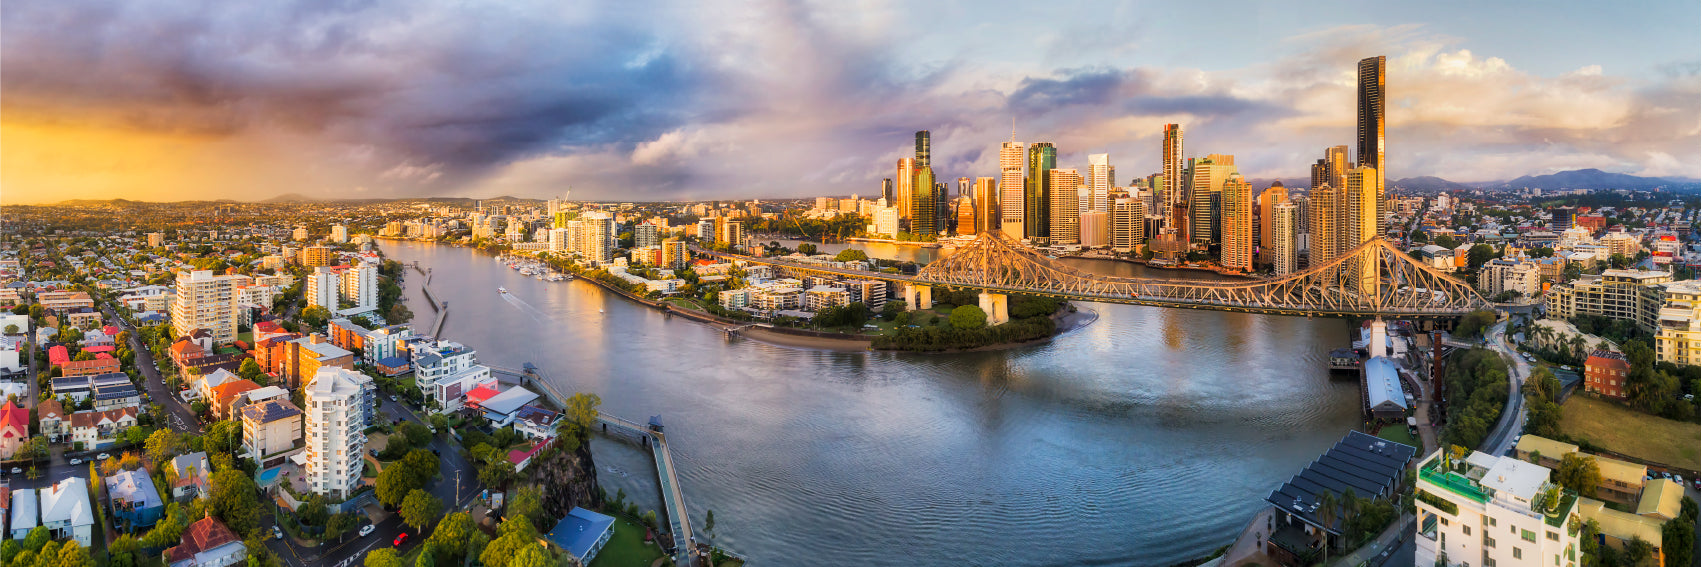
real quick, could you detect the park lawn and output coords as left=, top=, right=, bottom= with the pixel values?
left=587, top=518, right=665, bottom=567
left=1375, top=426, right=1419, bottom=448
left=1560, top=395, right=1700, bottom=470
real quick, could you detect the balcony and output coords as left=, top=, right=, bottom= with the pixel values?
left=1420, top=458, right=1490, bottom=504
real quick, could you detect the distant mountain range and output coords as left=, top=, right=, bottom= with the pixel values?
left=1257, top=168, right=1699, bottom=192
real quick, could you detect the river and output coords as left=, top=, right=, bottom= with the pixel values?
left=381, top=241, right=1359, bottom=566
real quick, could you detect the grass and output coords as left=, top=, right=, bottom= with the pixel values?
left=1560, top=395, right=1701, bottom=470
left=1375, top=425, right=1420, bottom=448
left=587, top=518, right=666, bottom=567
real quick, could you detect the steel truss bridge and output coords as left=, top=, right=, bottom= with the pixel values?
left=709, top=232, right=1489, bottom=318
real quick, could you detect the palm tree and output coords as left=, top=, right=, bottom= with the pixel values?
left=1340, top=488, right=1361, bottom=541
left=1315, top=491, right=1339, bottom=564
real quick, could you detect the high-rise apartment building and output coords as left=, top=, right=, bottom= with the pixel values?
left=1311, top=145, right=1350, bottom=193
left=972, top=177, right=998, bottom=234
left=1047, top=169, right=1082, bottom=245
left=304, top=367, right=372, bottom=498
left=1258, top=182, right=1289, bottom=265
left=147, top=232, right=164, bottom=247
left=955, top=197, right=976, bottom=236
left=1087, top=153, right=1112, bottom=213
left=1112, top=197, right=1145, bottom=252
left=1161, top=124, right=1184, bottom=235
left=635, top=224, right=661, bottom=248
left=910, top=166, right=938, bottom=237
left=719, top=220, right=744, bottom=250
left=881, top=178, right=894, bottom=204
left=895, top=158, right=916, bottom=221
left=1271, top=202, right=1299, bottom=275
left=293, top=227, right=309, bottom=241
left=874, top=206, right=900, bottom=238
left=914, top=130, right=931, bottom=170
left=661, top=238, right=688, bottom=268
left=1220, top=176, right=1254, bottom=271
left=1414, top=449, right=1579, bottom=567
left=1189, top=155, right=1237, bottom=247
left=1308, top=183, right=1340, bottom=265
left=329, top=225, right=348, bottom=244
left=305, top=267, right=338, bottom=310
left=1358, top=56, right=1387, bottom=235
left=1026, top=143, right=1057, bottom=245
left=1344, top=166, right=1381, bottom=292
left=999, top=134, right=1025, bottom=238
left=1078, top=210, right=1108, bottom=248
left=341, top=264, right=378, bottom=311
left=173, top=270, right=243, bottom=344
left=300, top=245, right=332, bottom=267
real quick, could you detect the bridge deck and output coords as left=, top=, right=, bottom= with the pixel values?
left=598, top=415, right=696, bottom=566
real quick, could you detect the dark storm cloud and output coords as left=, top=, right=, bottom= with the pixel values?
left=1, top=0, right=701, bottom=173
left=1006, top=69, right=1131, bottom=115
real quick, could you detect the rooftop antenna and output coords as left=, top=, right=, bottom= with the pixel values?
left=1010, top=117, right=1017, bottom=143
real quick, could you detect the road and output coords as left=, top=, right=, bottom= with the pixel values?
left=106, top=304, right=202, bottom=434
left=1480, top=319, right=1530, bottom=456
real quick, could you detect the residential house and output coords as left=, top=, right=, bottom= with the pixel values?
left=1513, top=435, right=1578, bottom=470
left=10, top=488, right=37, bottom=540
left=1592, top=455, right=1648, bottom=505
left=0, top=400, right=28, bottom=459
left=37, top=398, right=67, bottom=442
left=165, top=515, right=247, bottom=567
left=209, top=379, right=262, bottom=420
left=1264, top=431, right=1417, bottom=565
left=69, top=406, right=140, bottom=449
left=1584, top=350, right=1631, bottom=399
left=1636, top=478, right=1684, bottom=522
left=169, top=452, right=212, bottom=501
left=241, top=400, right=303, bottom=465
left=545, top=508, right=616, bottom=565
left=1576, top=497, right=1668, bottom=566
left=62, top=357, right=120, bottom=378
left=94, top=382, right=143, bottom=411
left=106, top=469, right=165, bottom=532
left=188, top=368, right=238, bottom=402
left=409, top=339, right=494, bottom=412
left=40, top=477, right=94, bottom=547
left=475, top=387, right=541, bottom=427
left=512, top=405, right=560, bottom=440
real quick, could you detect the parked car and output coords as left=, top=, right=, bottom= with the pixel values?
left=97, top=453, right=111, bottom=460
left=359, top=525, right=376, bottom=537
left=393, top=533, right=409, bottom=547
left=272, top=526, right=283, bottom=540
left=68, top=458, right=82, bottom=465
left=8, top=467, right=19, bottom=474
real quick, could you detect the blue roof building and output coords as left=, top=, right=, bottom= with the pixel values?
left=106, top=468, right=165, bottom=532
left=546, top=507, right=616, bottom=564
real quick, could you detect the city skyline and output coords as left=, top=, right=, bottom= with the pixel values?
left=5, top=1, right=1699, bottom=205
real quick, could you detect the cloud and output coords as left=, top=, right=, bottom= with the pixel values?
left=2, top=2, right=1696, bottom=202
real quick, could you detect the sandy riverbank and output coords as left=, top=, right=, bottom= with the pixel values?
left=733, top=325, right=874, bottom=352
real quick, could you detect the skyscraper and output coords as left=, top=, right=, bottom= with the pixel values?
left=912, top=166, right=937, bottom=237
left=1271, top=202, right=1299, bottom=275
left=957, top=177, right=972, bottom=199
left=973, top=177, right=998, bottom=234
left=999, top=133, right=1025, bottom=238
left=955, top=197, right=976, bottom=235
left=174, top=269, right=243, bottom=345
left=895, top=158, right=915, bottom=221
left=1189, top=155, right=1237, bottom=247
left=1257, top=182, right=1289, bottom=265
left=1026, top=143, right=1057, bottom=245
left=1161, top=124, right=1184, bottom=234
left=1311, top=145, right=1350, bottom=192
left=1088, top=153, right=1112, bottom=212
left=1220, top=175, right=1254, bottom=271
left=1112, top=197, right=1145, bottom=252
left=1358, top=56, right=1386, bottom=235
left=881, top=178, right=894, bottom=204
left=1344, top=166, right=1381, bottom=292
left=1308, top=183, right=1339, bottom=265
left=1048, top=168, right=1081, bottom=245
left=914, top=130, right=931, bottom=170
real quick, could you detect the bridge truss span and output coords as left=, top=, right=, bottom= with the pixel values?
left=710, top=232, right=1489, bottom=318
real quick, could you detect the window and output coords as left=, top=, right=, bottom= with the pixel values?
left=1488, top=517, right=1497, bottom=527
left=1486, top=536, right=1496, bottom=548
left=1465, top=525, right=1472, bottom=535
left=1524, top=529, right=1538, bottom=542
left=1514, top=548, right=1523, bottom=560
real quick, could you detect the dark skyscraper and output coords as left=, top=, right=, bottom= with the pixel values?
left=881, top=178, right=894, bottom=204
left=914, top=130, right=931, bottom=170
left=1358, top=56, right=1386, bottom=234
left=912, top=166, right=937, bottom=237
left=1026, top=142, right=1056, bottom=245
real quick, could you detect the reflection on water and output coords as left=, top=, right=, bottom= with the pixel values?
left=383, top=241, right=1358, bottom=566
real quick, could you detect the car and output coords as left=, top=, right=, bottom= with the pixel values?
left=393, top=533, right=409, bottom=547
left=8, top=467, right=19, bottom=474
left=272, top=526, right=283, bottom=540
left=359, top=525, right=376, bottom=537
left=390, top=395, right=399, bottom=402
left=431, top=448, right=440, bottom=456
left=68, top=458, right=82, bottom=465
left=97, top=453, right=111, bottom=460
left=370, top=448, right=380, bottom=457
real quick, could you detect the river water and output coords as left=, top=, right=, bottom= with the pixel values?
left=381, top=240, right=1358, bottom=566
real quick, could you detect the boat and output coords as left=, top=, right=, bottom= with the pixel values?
left=497, top=287, right=509, bottom=294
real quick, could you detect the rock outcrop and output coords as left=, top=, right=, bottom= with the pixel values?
left=526, top=440, right=603, bottom=520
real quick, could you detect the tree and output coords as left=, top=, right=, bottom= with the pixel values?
left=106, top=535, right=141, bottom=567
left=3, top=325, right=17, bottom=335
left=429, top=414, right=449, bottom=434
left=364, top=549, right=403, bottom=567
left=54, top=540, right=94, bottom=567
left=881, top=300, right=907, bottom=321
left=399, top=489, right=443, bottom=534
left=1454, top=310, right=1496, bottom=339
left=413, top=545, right=436, bottom=567
left=1661, top=497, right=1697, bottom=567
left=208, top=469, right=261, bottom=535
left=73, top=350, right=95, bottom=362
left=507, top=543, right=552, bottom=567
left=557, top=392, right=601, bottom=447
left=949, top=305, right=988, bottom=330
left=237, top=359, right=264, bottom=383
left=300, top=305, right=332, bottom=330
left=325, top=513, right=358, bottom=542
left=703, top=509, right=716, bottom=544
left=1315, top=490, right=1338, bottom=562
left=399, top=422, right=432, bottom=448
left=377, top=465, right=421, bottom=508
left=833, top=249, right=869, bottom=263
left=797, top=243, right=817, bottom=255
left=145, top=428, right=182, bottom=465
left=1466, top=244, right=1497, bottom=270
left=1557, top=453, right=1602, bottom=498
left=508, top=487, right=545, bottom=533
left=480, top=516, right=539, bottom=567
left=427, top=512, right=476, bottom=564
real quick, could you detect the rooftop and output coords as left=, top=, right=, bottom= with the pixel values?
left=546, top=507, right=616, bottom=560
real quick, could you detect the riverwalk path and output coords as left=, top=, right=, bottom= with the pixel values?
left=412, top=264, right=449, bottom=336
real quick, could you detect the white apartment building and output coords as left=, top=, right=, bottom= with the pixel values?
left=363, top=325, right=413, bottom=367
left=804, top=286, right=851, bottom=312
left=305, top=267, right=338, bottom=310
left=329, top=225, right=349, bottom=243
left=410, top=340, right=495, bottom=412
left=293, top=227, right=309, bottom=241
left=1271, top=202, right=1299, bottom=276
left=340, top=263, right=378, bottom=311
left=1656, top=279, right=1701, bottom=366
left=304, top=367, right=371, bottom=498
left=172, top=270, right=243, bottom=344
left=1414, top=449, right=1580, bottom=567
left=873, top=207, right=900, bottom=239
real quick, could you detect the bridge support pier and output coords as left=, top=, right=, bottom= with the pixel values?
left=979, top=292, right=1009, bottom=325
left=901, top=284, right=932, bottom=311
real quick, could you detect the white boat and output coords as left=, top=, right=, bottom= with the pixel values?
left=497, top=287, right=509, bottom=294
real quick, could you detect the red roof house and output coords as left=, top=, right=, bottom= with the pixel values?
left=0, top=401, right=30, bottom=460
left=465, top=386, right=500, bottom=408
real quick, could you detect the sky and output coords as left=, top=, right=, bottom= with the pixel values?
left=4, top=0, right=1699, bottom=204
